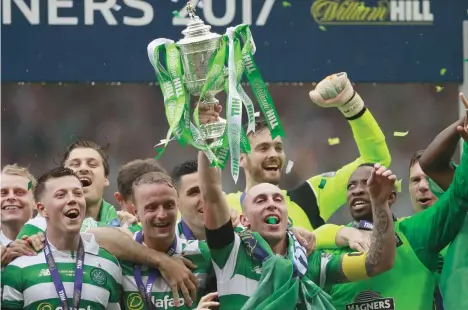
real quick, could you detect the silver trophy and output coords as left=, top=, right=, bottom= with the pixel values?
left=176, top=1, right=226, bottom=141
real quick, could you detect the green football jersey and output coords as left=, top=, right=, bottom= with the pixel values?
left=1, top=233, right=122, bottom=310
left=120, top=232, right=212, bottom=310
left=210, top=231, right=343, bottom=310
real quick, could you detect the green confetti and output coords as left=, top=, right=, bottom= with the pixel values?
left=435, top=86, right=444, bottom=92
left=440, top=68, right=447, bottom=76
left=395, top=179, right=402, bottom=193
left=319, top=25, right=327, bottom=31
left=318, top=179, right=327, bottom=189
left=282, top=1, right=291, bottom=7
left=328, top=137, right=340, bottom=145
left=394, top=131, right=409, bottom=137
left=28, top=181, right=32, bottom=190
left=172, top=10, right=180, bottom=17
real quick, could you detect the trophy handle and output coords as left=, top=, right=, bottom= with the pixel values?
left=202, top=94, right=219, bottom=105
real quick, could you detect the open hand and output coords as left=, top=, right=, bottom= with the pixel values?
left=158, top=254, right=198, bottom=307
left=117, top=211, right=138, bottom=227
left=367, top=163, right=396, bottom=204
left=290, top=227, right=316, bottom=255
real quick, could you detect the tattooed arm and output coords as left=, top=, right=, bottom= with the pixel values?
left=315, top=164, right=396, bottom=286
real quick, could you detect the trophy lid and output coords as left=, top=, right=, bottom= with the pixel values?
left=177, top=1, right=221, bottom=46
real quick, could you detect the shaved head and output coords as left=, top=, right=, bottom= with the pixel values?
left=243, top=183, right=284, bottom=210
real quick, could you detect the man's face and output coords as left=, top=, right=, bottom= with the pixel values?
left=241, top=183, right=288, bottom=244
left=64, top=148, right=109, bottom=204
left=0, top=174, right=34, bottom=225
left=178, top=172, right=204, bottom=231
left=134, top=183, right=178, bottom=242
left=409, top=161, right=437, bottom=212
left=38, top=176, right=86, bottom=234
left=240, top=129, right=286, bottom=185
left=347, top=166, right=374, bottom=222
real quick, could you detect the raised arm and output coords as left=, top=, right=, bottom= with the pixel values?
left=400, top=140, right=468, bottom=270
left=198, top=151, right=231, bottom=230
left=291, top=73, right=391, bottom=226
left=314, top=164, right=396, bottom=286
left=419, top=120, right=462, bottom=190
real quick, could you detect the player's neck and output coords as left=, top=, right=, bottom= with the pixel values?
left=268, top=235, right=287, bottom=256
left=144, top=232, right=176, bottom=254
left=47, top=229, right=81, bottom=251
left=245, top=175, right=259, bottom=192
left=185, top=221, right=206, bottom=240
left=1, top=222, right=23, bottom=241
left=85, top=198, right=102, bottom=220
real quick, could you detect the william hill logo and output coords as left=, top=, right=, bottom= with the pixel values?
left=311, top=0, right=434, bottom=26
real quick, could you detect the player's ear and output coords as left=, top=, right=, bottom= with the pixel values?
left=36, top=202, right=48, bottom=218
left=388, top=191, right=397, bottom=206
left=240, top=214, right=250, bottom=229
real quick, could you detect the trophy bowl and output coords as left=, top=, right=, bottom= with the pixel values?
left=176, top=4, right=227, bottom=141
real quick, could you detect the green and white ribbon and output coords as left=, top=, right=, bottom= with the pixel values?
left=235, top=25, right=285, bottom=140
left=147, top=39, right=218, bottom=164
left=226, top=27, right=243, bottom=183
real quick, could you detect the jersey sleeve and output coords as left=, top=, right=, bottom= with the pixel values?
left=399, top=141, right=468, bottom=271
left=205, top=219, right=238, bottom=282
left=308, top=250, right=369, bottom=288
left=313, top=224, right=342, bottom=249
left=16, top=223, right=43, bottom=240
left=1, top=264, right=24, bottom=309
left=305, top=109, right=391, bottom=222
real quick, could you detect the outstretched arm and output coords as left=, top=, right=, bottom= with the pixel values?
left=290, top=73, right=391, bottom=228
left=198, top=151, right=231, bottom=230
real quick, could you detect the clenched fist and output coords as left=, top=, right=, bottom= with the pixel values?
left=309, top=72, right=364, bottom=118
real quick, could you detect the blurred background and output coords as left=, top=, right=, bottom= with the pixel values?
left=2, top=0, right=468, bottom=224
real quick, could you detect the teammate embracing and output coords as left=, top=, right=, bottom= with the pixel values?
left=2, top=167, right=122, bottom=310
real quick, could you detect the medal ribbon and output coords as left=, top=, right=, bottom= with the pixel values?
left=132, top=230, right=178, bottom=309
left=44, top=235, right=84, bottom=310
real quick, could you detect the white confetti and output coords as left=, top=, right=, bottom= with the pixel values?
left=254, top=111, right=260, bottom=117
left=285, top=161, right=294, bottom=174
left=112, top=4, right=121, bottom=11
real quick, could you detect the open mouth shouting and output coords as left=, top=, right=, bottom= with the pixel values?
left=417, top=197, right=433, bottom=207
left=263, top=214, right=281, bottom=228
left=351, top=198, right=370, bottom=211
left=64, top=208, right=81, bottom=220
left=78, top=176, right=92, bottom=187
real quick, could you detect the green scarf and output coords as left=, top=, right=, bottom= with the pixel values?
left=238, top=229, right=335, bottom=310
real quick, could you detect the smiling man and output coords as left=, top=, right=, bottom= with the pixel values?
left=119, top=172, right=209, bottom=309
left=0, top=165, right=36, bottom=246
left=409, top=150, right=438, bottom=212
left=17, top=140, right=118, bottom=239
left=1, top=167, right=122, bottom=310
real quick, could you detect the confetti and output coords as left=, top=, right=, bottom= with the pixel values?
left=254, top=111, right=260, bottom=117
left=172, top=10, right=181, bottom=17
left=112, top=4, right=121, bottom=11
left=440, top=68, right=447, bottom=76
left=28, top=181, right=32, bottom=190
left=282, top=1, right=291, bottom=7
left=328, top=137, right=340, bottom=145
left=435, top=86, right=444, bottom=92
left=319, top=25, right=327, bottom=31
left=395, top=179, right=402, bottom=193
left=285, top=160, right=294, bottom=174
left=393, top=131, right=409, bottom=137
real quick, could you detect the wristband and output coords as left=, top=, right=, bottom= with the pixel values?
left=339, top=91, right=365, bottom=119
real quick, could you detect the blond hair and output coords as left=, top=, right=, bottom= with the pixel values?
left=2, top=164, right=37, bottom=192
left=131, top=172, right=176, bottom=202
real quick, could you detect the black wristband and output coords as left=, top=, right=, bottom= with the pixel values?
left=205, top=219, right=234, bottom=249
